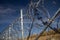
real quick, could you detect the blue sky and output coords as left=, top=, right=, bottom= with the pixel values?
left=0, top=0, right=60, bottom=33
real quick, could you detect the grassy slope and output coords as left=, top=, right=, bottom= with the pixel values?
left=26, top=29, right=60, bottom=40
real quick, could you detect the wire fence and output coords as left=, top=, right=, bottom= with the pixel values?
left=0, top=0, right=60, bottom=40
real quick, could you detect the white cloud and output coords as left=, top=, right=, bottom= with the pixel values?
left=0, top=6, right=17, bottom=14
left=53, top=1, right=56, bottom=5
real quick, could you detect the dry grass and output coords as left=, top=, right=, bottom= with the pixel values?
left=24, top=29, right=60, bottom=40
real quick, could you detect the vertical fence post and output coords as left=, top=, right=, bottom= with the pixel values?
left=21, top=9, right=24, bottom=40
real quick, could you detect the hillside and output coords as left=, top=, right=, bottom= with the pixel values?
left=25, top=29, right=60, bottom=40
